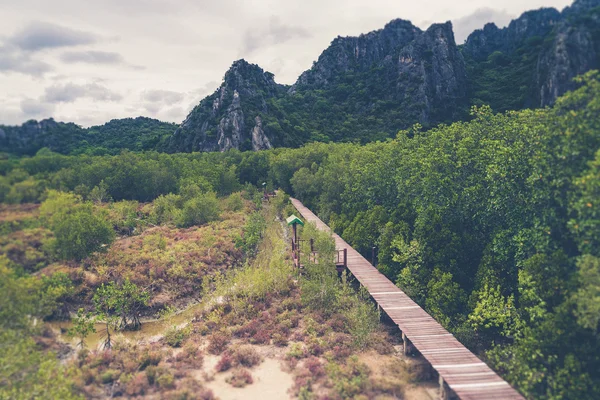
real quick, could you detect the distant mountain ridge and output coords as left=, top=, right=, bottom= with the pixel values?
left=0, top=117, right=176, bottom=156
left=1, top=0, right=599, bottom=155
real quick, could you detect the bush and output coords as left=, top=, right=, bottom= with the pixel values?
left=215, top=353, right=233, bottom=372
left=231, top=345, right=261, bottom=367
left=99, top=369, right=120, bottom=384
left=178, top=192, right=221, bottom=227
left=50, top=203, right=115, bottom=261
left=164, top=326, right=189, bottom=347
left=226, top=368, right=253, bottom=388
left=207, top=331, right=231, bottom=354
left=151, top=193, right=182, bottom=225
left=225, top=192, right=244, bottom=211
left=126, top=373, right=149, bottom=396
left=156, top=372, right=175, bottom=389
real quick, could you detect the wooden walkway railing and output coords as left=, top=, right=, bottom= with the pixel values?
left=290, top=198, right=524, bottom=400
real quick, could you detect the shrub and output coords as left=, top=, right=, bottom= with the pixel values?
left=251, top=329, right=271, bottom=344
left=304, top=357, right=325, bottom=378
left=215, top=353, right=233, bottom=372
left=287, top=343, right=307, bottom=359
left=207, top=331, right=231, bottom=354
left=178, top=192, right=221, bottom=227
left=164, top=326, right=189, bottom=348
left=50, top=202, right=115, bottom=261
left=156, top=372, right=175, bottom=389
left=226, top=368, right=253, bottom=388
left=272, top=333, right=288, bottom=347
left=145, top=366, right=157, bottom=384
left=99, top=369, right=120, bottom=384
left=326, top=356, right=371, bottom=399
left=232, top=345, right=261, bottom=368
left=126, top=373, right=149, bottom=396
left=139, top=351, right=162, bottom=370
left=225, top=192, right=244, bottom=212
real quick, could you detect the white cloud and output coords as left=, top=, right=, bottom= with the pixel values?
left=452, top=8, right=515, bottom=43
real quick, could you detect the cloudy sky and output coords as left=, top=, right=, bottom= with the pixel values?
left=0, top=0, right=572, bottom=127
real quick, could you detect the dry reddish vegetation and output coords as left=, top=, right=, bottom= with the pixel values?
left=0, top=203, right=39, bottom=222
left=38, top=205, right=252, bottom=316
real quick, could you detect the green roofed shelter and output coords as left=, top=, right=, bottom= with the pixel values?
left=286, top=215, right=304, bottom=226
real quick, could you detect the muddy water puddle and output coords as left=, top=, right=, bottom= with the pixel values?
left=48, top=302, right=204, bottom=349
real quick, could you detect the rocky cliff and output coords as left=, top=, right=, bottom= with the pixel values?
left=168, top=19, right=469, bottom=152
left=166, top=60, right=285, bottom=153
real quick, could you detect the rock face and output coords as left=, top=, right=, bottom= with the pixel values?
left=293, top=20, right=467, bottom=125
left=537, top=1, right=600, bottom=106
left=293, top=19, right=420, bottom=89
left=166, top=60, right=286, bottom=153
left=251, top=116, right=272, bottom=151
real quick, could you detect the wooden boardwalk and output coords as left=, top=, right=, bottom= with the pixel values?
left=291, top=198, right=524, bottom=400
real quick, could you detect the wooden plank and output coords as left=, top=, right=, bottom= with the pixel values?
left=290, top=198, right=524, bottom=400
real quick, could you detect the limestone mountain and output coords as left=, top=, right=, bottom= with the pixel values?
left=166, top=60, right=288, bottom=153
left=167, top=19, right=469, bottom=152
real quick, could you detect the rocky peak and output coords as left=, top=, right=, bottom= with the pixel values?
left=564, top=0, right=600, bottom=14
left=463, top=8, right=562, bottom=61
left=166, top=60, right=284, bottom=153
left=293, top=19, right=420, bottom=89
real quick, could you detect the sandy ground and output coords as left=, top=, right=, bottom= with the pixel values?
left=202, top=355, right=294, bottom=400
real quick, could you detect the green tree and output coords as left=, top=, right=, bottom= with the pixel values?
left=67, top=308, right=96, bottom=348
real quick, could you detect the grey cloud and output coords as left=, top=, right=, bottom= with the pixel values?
left=43, top=82, right=123, bottom=103
left=20, top=98, right=56, bottom=117
left=60, top=50, right=125, bottom=64
left=242, top=16, right=311, bottom=54
left=453, top=8, right=515, bottom=43
left=0, top=46, right=53, bottom=76
left=141, top=90, right=185, bottom=105
left=8, top=21, right=99, bottom=52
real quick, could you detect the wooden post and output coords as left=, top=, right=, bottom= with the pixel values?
left=310, top=238, right=314, bottom=252
left=343, top=248, right=347, bottom=267
left=293, top=224, right=298, bottom=246
left=403, top=332, right=412, bottom=355
left=371, top=246, right=376, bottom=266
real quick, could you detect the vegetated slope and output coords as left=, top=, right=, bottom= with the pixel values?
left=463, top=0, right=600, bottom=111
left=167, top=20, right=468, bottom=152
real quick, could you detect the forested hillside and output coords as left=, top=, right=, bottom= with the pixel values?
left=1, top=71, right=599, bottom=398
left=0, top=117, right=177, bottom=156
